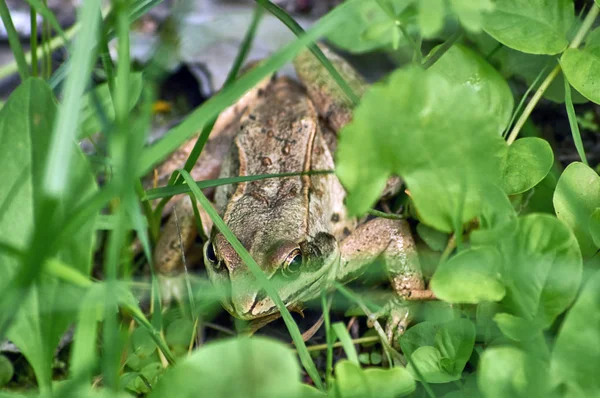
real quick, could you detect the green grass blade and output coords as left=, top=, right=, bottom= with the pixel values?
left=256, top=0, right=359, bottom=105
left=564, top=76, right=588, bottom=165
left=144, top=170, right=333, bottom=200
left=138, top=0, right=364, bottom=174
left=332, top=322, right=359, bottom=365
left=43, top=0, right=101, bottom=197
left=503, top=65, right=548, bottom=138
left=321, top=292, right=334, bottom=386
left=0, top=0, right=30, bottom=81
left=179, top=169, right=324, bottom=391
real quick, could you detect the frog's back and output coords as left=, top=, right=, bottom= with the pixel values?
left=214, top=77, right=345, bottom=258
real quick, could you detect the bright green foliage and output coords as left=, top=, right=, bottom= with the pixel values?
left=433, top=213, right=581, bottom=328
left=332, top=360, right=415, bottom=397
left=431, top=247, right=505, bottom=303
left=501, top=137, right=554, bottom=195
left=429, top=44, right=514, bottom=134
left=551, top=270, right=600, bottom=396
left=0, top=355, right=13, bottom=387
left=482, top=0, right=574, bottom=55
left=416, top=223, right=449, bottom=251
left=561, top=29, right=600, bottom=104
left=336, top=66, right=507, bottom=231
left=327, top=0, right=414, bottom=53
left=79, top=72, right=144, bottom=139
left=0, top=78, right=96, bottom=391
left=589, top=209, right=600, bottom=247
left=448, top=0, right=494, bottom=32
left=496, top=49, right=587, bottom=104
left=148, top=337, right=303, bottom=398
left=402, top=319, right=475, bottom=383
left=497, top=214, right=581, bottom=327
left=554, top=162, right=600, bottom=257
left=418, top=0, right=445, bottom=38
left=493, top=313, right=542, bottom=342
left=165, top=319, right=194, bottom=356
left=478, top=347, right=550, bottom=397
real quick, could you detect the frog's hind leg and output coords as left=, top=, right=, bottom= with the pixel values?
left=337, top=218, right=434, bottom=344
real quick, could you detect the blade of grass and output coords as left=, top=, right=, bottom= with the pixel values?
left=502, top=65, right=548, bottom=138
left=422, top=31, right=462, bottom=70
left=179, top=169, right=324, bottom=391
left=332, top=322, right=359, bottom=365
left=0, top=0, right=30, bottom=81
left=144, top=170, right=333, bottom=200
left=43, top=0, right=101, bottom=197
left=102, top=0, right=133, bottom=388
left=138, top=0, right=364, bottom=174
left=256, top=0, right=359, bottom=105
left=321, top=291, right=334, bottom=387
left=564, top=77, right=588, bottom=165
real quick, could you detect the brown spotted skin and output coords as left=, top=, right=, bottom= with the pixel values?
left=155, top=50, right=428, bottom=342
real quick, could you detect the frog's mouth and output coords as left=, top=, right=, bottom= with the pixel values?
left=229, top=269, right=333, bottom=321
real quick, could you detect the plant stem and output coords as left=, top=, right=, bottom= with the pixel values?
left=506, top=4, right=600, bottom=145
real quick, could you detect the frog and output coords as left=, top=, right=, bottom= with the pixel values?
left=153, top=46, right=433, bottom=342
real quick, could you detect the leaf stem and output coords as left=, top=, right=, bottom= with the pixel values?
left=506, top=4, right=600, bottom=145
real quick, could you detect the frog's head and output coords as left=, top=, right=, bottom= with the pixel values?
left=204, top=229, right=340, bottom=320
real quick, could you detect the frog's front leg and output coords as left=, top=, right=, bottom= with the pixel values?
left=337, top=218, right=433, bottom=344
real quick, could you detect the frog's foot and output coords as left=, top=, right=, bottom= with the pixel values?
left=367, top=297, right=411, bottom=347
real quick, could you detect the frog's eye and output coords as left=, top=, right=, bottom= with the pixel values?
left=282, top=248, right=302, bottom=277
left=204, top=241, right=218, bottom=266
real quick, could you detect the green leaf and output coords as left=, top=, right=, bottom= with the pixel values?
left=166, top=319, right=194, bottom=355
left=404, top=320, right=475, bottom=383
left=434, top=319, right=476, bottom=376
left=449, top=0, right=494, bottom=32
left=589, top=209, right=600, bottom=248
left=418, top=0, right=446, bottom=38
left=327, top=1, right=414, bottom=53
left=431, top=247, right=505, bottom=304
left=0, top=79, right=96, bottom=390
left=469, top=185, right=517, bottom=246
left=416, top=223, right=449, bottom=251
left=478, top=347, right=550, bottom=397
left=332, top=322, right=359, bottom=365
left=148, top=337, right=302, bottom=398
left=498, top=214, right=582, bottom=326
left=482, top=0, right=574, bottom=55
left=554, top=162, right=600, bottom=257
left=79, top=72, right=144, bottom=139
left=334, top=360, right=415, bottom=398
left=400, top=321, right=442, bottom=358
left=551, top=270, right=600, bottom=396
left=561, top=28, right=600, bottom=104
left=0, top=355, right=13, bottom=387
left=493, top=313, right=542, bottom=342
left=131, top=327, right=158, bottom=358
left=408, top=346, right=457, bottom=383
left=429, top=44, right=514, bottom=134
left=501, top=137, right=554, bottom=195
left=336, top=67, right=507, bottom=231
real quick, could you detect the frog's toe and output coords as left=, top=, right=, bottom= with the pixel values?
left=367, top=299, right=411, bottom=347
